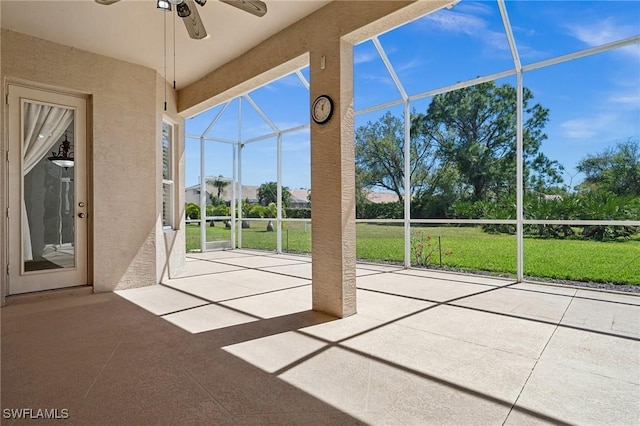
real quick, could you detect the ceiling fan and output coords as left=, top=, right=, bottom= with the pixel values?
left=94, top=0, right=267, bottom=40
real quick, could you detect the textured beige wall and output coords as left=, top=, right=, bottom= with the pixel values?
left=0, top=29, right=185, bottom=297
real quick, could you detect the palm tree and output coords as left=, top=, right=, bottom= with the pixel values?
left=206, top=175, right=230, bottom=204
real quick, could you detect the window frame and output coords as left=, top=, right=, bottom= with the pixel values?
left=162, top=119, right=175, bottom=230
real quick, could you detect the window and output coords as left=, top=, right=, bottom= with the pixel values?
left=162, top=120, right=174, bottom=229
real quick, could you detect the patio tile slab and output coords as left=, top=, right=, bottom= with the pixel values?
left=505, top=361, right=640, bottom=426
left=357, top=272, right=491, bottom=302
left=222, top=286, right=311, bottom=319
left=187, top=250, right=254, bottom=260
left=300, top=314, right=387, bottom=343
left=260, top=253, right=311, bottom=262
left=342, top=322, right=537, bottom=403
left=213, top=256, right=309, bottom=269
left=396, top=304, right=556, bottom=359
left=115, top=285, right=208, bottom=316
left=200, top=268, right=311, bottom=292
left=279, top=347, right=374, bottom=413
left=561, top=296, right=640, bottom=338
left=355, top=289, right=434, bottom=322
left=186, top=350, right=349, bottom=416
left=355, top=268, right=388, bottom=277
left=163, top=303, right=258, bottom=334
left=259, top=263, right=312, bottom=279
left=175, top=259, right=245, bottom=278
left=575, top=288, right=640, bottom=305
left=355, top=263, right=404, bottom=273
left=539, top=327, right=640, bottom=384
left=453, top=286, right=573, bottom=323
left=222, top=330, right=327, bottom=374
left=164, top=278, right=263, bottom=302
left=280, top=344, right=514, bottom=425
left=397, top=268, right=514, bottom=287
left=233, top=410, right=402, bottom=425
left=511, top=282, right=578, bottom=297
left=368, top=361, right=512, bottom=425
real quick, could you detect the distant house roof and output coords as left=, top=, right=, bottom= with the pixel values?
left=187, top=178, right=398, bottom=204
left=365, top=190, right=399, bottom=203
left=289, top=188, right=310, bottom=204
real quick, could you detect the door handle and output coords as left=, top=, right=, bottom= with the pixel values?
left=78, top=213, right=86, bottom=218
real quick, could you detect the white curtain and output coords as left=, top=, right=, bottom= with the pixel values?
left=22, top=102, right=73, bottom=261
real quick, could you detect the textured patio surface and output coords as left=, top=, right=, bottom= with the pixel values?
left=2, top=249, right=639, bottom=425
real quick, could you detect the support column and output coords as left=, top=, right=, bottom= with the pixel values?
left=310, top=39, right=356, bottom=318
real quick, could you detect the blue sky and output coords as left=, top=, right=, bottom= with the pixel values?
left=185, top=0, right=639, bottom=192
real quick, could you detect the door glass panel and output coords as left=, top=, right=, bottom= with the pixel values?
left=22, top=101, right=76, bottom=272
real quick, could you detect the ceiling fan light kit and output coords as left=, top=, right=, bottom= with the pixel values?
left=156, top=0, right=172, bottom=11
left=176, top=2, right=191, bottom=18
left=96, top=0, right=267, bottom=40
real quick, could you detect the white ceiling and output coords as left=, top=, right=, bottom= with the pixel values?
left=1, top=0, right=329, bottom=89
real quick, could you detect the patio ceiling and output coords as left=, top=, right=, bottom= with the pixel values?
left=0, top=0, right=330, bottom=89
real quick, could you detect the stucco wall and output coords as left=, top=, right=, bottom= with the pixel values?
left=1, top=29, right=185, bottom=298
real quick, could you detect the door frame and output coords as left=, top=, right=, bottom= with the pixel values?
left=5, top=83, right=92, bottom=296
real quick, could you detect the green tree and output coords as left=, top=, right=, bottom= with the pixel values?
left=257, top=181, right=291, bottom=207
left=425, top=81, right=562, bottom=201
left=576, top=139, right=640, bottom=196
left=355, top=111, right=440, bottom=203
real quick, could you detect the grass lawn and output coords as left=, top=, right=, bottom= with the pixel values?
left=185, top=222, right=639, bottom=285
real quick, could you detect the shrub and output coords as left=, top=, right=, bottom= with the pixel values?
left=211, top=204, right=230, bottom=216
left=185, top=203, right=200, bottom=220
left=576, top=192, right=639, bottom=241
left=285, top=208, right=311, bottom=219
left=451, top=192, right=639, bottom=240
left=247, top=205, right=265, bottom=218
left=356, top=201, right=403, bottom=219
left=450, top=199, right=515, bottom=234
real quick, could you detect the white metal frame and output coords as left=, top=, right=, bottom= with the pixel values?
left=185, top=1, right=640, bottom=282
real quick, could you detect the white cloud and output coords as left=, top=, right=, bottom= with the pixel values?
left=424, top=11, right=486, bottom=36
left=395, top=58, right=422, bottom=73
left=609, top=93, right=640, bottom=107
left=354, top=49, right=379, bottom=65
left=567, top=17, right=640, bottom=60
left=568, top=17, right=630, bottom=46
left=422, top=8, right=510, bottom=54
left=359, top=72, right=396, bottom=88
left=560, top=114, right=617, bottom=140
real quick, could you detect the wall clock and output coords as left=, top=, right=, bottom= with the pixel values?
left=312, top=95, right=334, bottom=125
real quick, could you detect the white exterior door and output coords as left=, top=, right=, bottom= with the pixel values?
left=7, top=85, right=88, bottom=294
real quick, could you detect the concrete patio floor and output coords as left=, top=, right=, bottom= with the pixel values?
left=2, top=249, right=639, bottom=425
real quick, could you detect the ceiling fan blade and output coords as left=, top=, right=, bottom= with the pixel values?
left=94, top=0, right=121, bottom=5
left=181, top=0, right=208, bottom=40
left=219, top=0, right=267, bottom=17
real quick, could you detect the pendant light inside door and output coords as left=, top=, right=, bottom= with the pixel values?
left=48, top=132, right=74, bottom=169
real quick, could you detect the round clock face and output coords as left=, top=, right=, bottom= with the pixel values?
left=312, top=95, right=334, bottom=124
